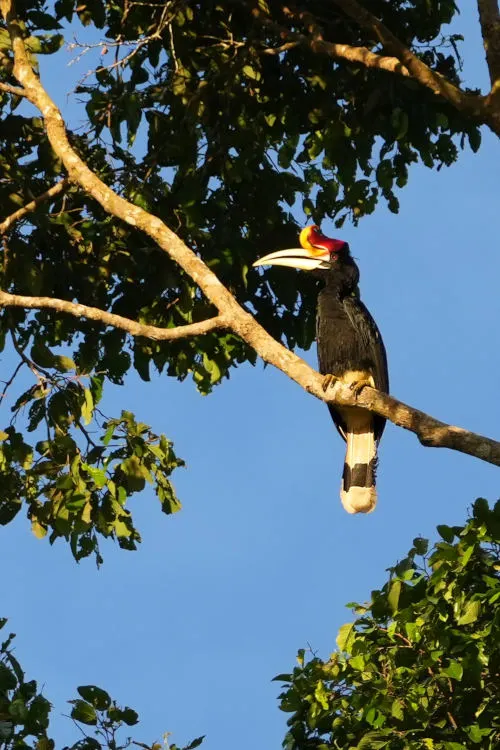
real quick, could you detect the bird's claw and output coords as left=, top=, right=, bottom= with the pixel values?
left=350, top=378, right=372, bottom=398
left=322, top=374, right=338, bottom=392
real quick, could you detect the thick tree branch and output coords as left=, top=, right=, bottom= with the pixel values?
left=330, top=0, right=496, bottom=131
left=0, top=178, right=70, bottom=234
left=477, top=0, right=500, bottom=88
left=0, top=290, right=228, bottom=340
left=2, top=0, right=500, bottom=469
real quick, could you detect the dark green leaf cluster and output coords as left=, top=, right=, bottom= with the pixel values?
left=0, top=332, right=184, bottom=562
left=0, top=620, right=51, bottom=750
left=277, top=499, right=500, bottom=749
left=0, top=619, right=201, bottom=750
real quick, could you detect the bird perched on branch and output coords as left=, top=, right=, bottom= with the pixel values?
left=253, top=225, right=389, bottom=514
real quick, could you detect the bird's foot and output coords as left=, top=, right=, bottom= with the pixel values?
left=350, top=377, right=372, bottom=398
left=322, top=373, right=338, bottom=392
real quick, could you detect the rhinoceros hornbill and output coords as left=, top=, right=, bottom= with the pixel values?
left=253, top=225, right=389, bottom=514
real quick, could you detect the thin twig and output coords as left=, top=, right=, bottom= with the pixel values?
left=0, top=359, right=24, bottom=405
left=0, top=178, right=70, bottom=234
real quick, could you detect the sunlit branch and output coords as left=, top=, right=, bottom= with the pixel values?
left=0, top=291, right=228, bottom=341
left=330, top=0, right=487, bottom=120
left=0, top=80, right=24, bottom=96
left=254, top=10, right=412, bottom=77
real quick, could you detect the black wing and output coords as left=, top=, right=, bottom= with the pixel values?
left=342, top=296, right=389, bottom=394
left=342, top=295, right=389, bottom=441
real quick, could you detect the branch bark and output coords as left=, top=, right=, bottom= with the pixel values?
left=330, top=0, right=488, bottom=123
left=255, top=11, right=412, bottom=78
left=2, top=0, right=500, bottom=469
left=0, top=290, right=228, bottom=340
left=0, top=80, right=24, bottom=96
left=477, top=0, right=500, bottom=132
left=0, top=178, right=70, bottom=234
left=477, top=0, right=500, bottom=88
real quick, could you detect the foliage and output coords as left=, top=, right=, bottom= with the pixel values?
left=0, top=617, right=203, bottom=750
left=276, top=499, right=500, bottom=750
left=0, top=0, right=487, bottom=557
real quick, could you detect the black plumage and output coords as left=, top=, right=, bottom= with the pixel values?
left=315, top=246, right=389, bottom=441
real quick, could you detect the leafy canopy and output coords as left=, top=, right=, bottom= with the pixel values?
left=0, top=616, right=203, bottom=750
left=0, top=0, right=483, bottom=559
left=277, top=499, right=500, bottom=750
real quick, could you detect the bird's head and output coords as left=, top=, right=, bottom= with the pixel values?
left=252, top=225, right=351, bottom=273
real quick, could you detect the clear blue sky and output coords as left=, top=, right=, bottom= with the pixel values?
left=1, top=4, right=499, bottom=749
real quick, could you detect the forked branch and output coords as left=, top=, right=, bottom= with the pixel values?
left=1, top=0, right=500, bottom=469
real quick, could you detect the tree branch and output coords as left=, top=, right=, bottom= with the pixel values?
left=0, top=290, right=228, bottom=341
left=330, top=0, right=492, bottom=127
left=477, top=0, right=500, bottom=89
left=254, top=10, right=412, bottom=78
left=0, top=178, right=70, bottom=234
left=2, top=0, right=500, bottom=469
left=0, top=80, right=24, bottom=96
left=477, top=0, right=500, bottom=132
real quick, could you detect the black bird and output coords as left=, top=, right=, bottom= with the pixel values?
left=253, top=225, right=389, bottom=514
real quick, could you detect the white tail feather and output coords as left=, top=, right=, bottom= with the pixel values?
left=338, top=406, right=378, bottom=514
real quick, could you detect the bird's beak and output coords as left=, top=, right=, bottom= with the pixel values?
left=252, top=248, right=330, bottom=272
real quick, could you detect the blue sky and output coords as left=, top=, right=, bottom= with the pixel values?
left=1, top=3, right=499, bottom=750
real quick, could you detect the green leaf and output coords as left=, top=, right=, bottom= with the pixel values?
left=313, top=680, right=329, bottom=710
left=443, top=660, right=463, bottom=681
left=81, top=388, right=94, bottom=425
left=336, top=623, right=355, bottom=653
left=242, top=65, right=260, bottom=81
left=31, top=340, right=56, bottom=368
left=0, top=663, right=17, bottom=691
left=185, top=738, right=205, bottom=750
left=120, top=707, right=139, bottom=726
left=457, top=599, right=480, bottom=625
left=437, top=524, right=455, bottom=542
left=77, top=685, right=111, bottom=710
left=70, top=699, right=97, bottom=725
left=31, top=519, right=47, bottom=539
left=468, top=128, right=481, bottom=153
left=391, top=699, right=404, bottom=720
left=388, top=579, right=401, bottom=613
left=53, top=354, right=76, bottom=373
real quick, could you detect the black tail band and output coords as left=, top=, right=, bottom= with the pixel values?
left=343, top=457, right=378, bottom=491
